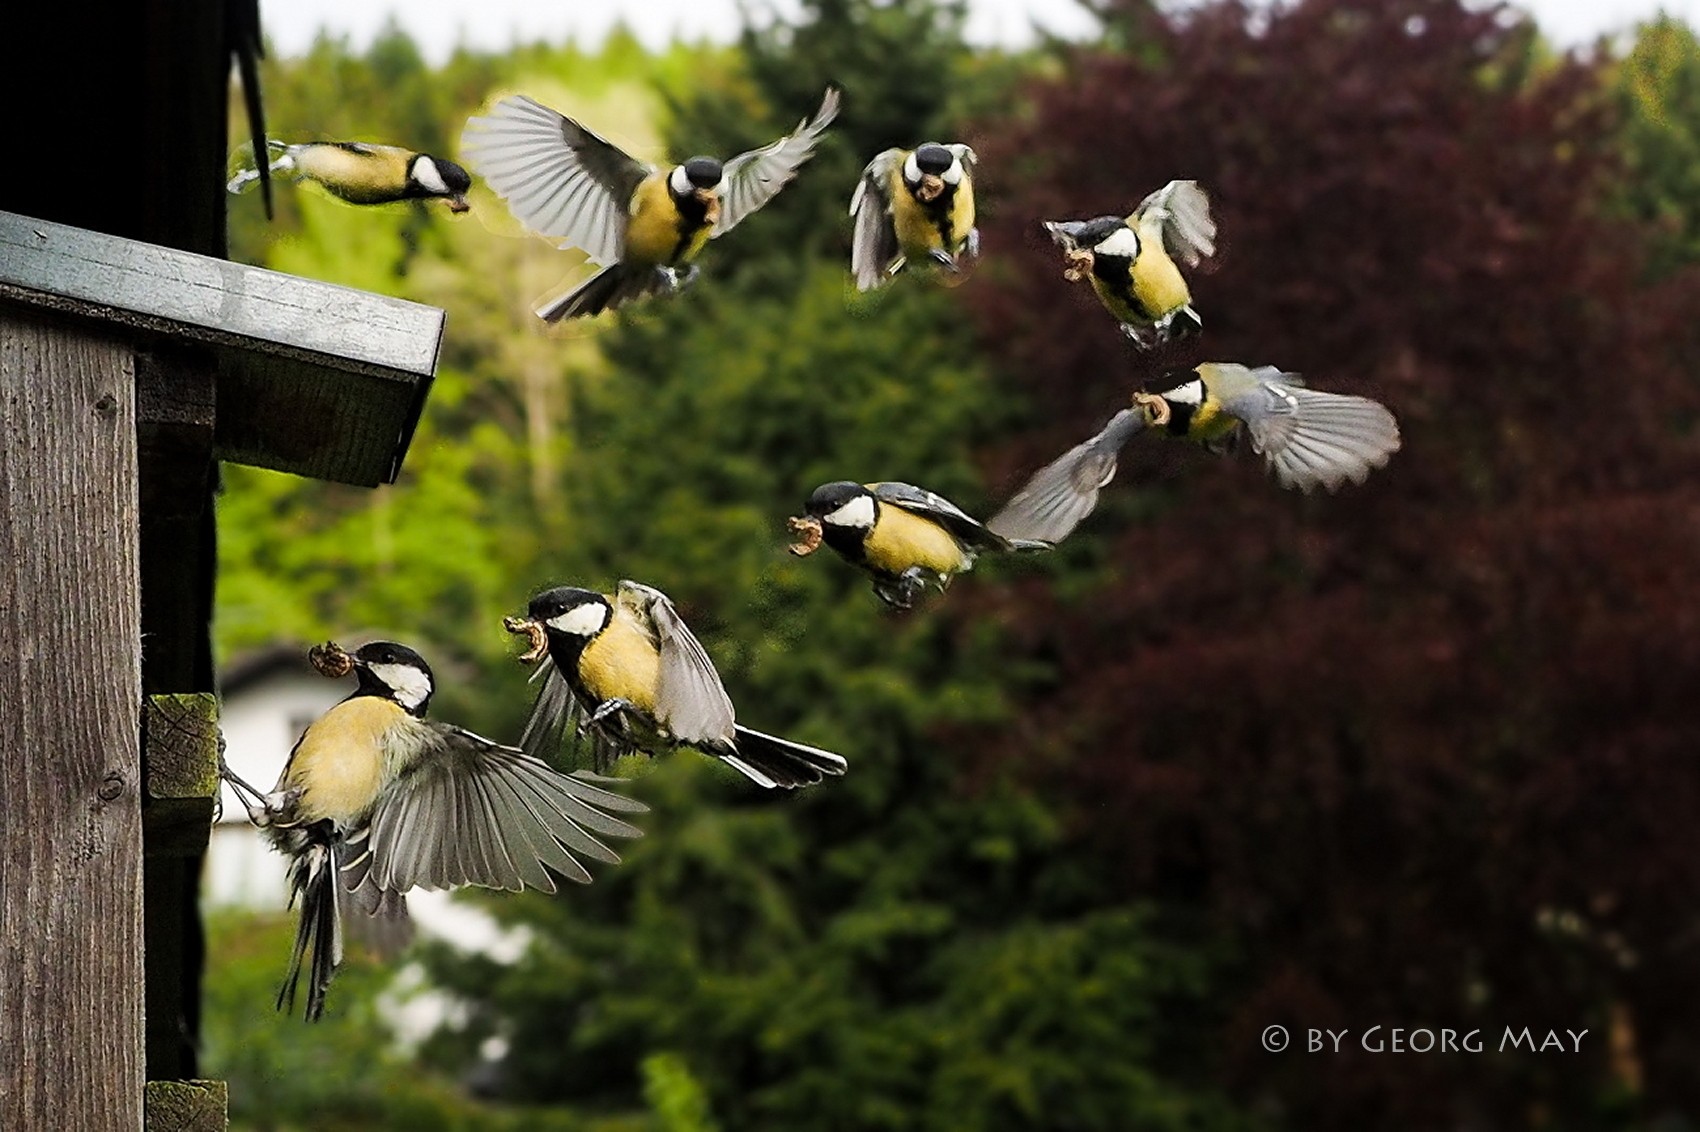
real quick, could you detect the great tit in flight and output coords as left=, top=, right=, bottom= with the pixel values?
left=219, top=640, right=645, bottom=1021
left=1044, top=180, right=1215, bottom=348
left=988, top=364, right=1402, bottom=543
left=227, top=140, right=472, bottom=212
left=462, top=87, right=840, bottom=321
left=505, top=582, right=847, bottom=789
left=850, top=142, right=979, bottom=290
left=789, top=481, right=1049, bottom=609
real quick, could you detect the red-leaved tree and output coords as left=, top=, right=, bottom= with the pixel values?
left=966, top=0, right=1700, bottom=1122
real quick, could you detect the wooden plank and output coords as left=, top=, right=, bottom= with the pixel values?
left=142, top=695, right=219, bottom=858
left=0, top=313, right=144, bottom=1129
left=0, top=212, right=443, bottom=486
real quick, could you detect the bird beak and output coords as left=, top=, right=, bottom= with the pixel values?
left=1061, top=247, right=1094, bottom=283
left=917, top=174, right=945, bottom=202
left=787, top=516, right=823, bottom=556
left=1043, top=221, right=1080, bottom=250
left=503, top=616, right=549, bottom=663
left=1131, top=391, right=1172, bottom=428
left=446, top=195, right=471, bottom=214
left=694, top=188, right=722, bottom=226
left=308, top=641, right=356, bottom=678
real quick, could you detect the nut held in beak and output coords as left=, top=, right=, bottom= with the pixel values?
left=308, top=641, right=353, bottom=678
left=504, top=616, right=548, bottom=662
left=788, top=515, right=823, bottom=556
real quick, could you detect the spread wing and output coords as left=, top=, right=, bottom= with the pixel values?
left=987, top=409, right=1147, bottom=544
left=461, top=95, right=652, bottom=266
left=1212, top=365, right=1402, bottom=493
left=849, top=148, right=904, bottom=291
left=353, top=721, right=647, bottom=897
left=1131, top=180, right=1215, bottom=267
left=616, top=581, right=736, bottom=745
left=868, top=481, right=1009, bottom=551
left=714, top=86, right=841, bottom=236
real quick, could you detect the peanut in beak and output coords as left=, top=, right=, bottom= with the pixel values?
left=503, top=616, right=549, bottom=662
left=1062, top=248, right=1094, bottom=283
left=1131, top=390, right=1171, bottom=428
left=917, top=174, right=945, bottom=203
left=787, top=516, right=823, bottom=557
left=308, top=641, right=354, bottom=678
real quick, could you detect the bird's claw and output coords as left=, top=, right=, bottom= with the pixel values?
left=787, top=516, right=823, bottom=556
left=503, top=616, right=548, bottom=663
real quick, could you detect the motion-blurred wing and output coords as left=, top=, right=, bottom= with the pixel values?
left=1132, top=180, right=1215, bottom=267
left=616, top=581, right=736, bottom=745
left=869, top=481, right=1010, bottom=551
left=462, top=95, right=652, bottom=266
left=358, top=721, right=646, bottom=896
left=849, top=148, right=904, bottom=291
left=1214, top=365, right=1401, bottom=492
left=987, top=408, right=1147, bottom=544
left=714, top=86, right=841, bottom=236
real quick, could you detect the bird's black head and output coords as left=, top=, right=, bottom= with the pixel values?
left=913, top=143, right=953, bottom=176
left=528, top=587, right=612, bottom=641
left=805, top=481, right=877, bottom=531
left=409, top=154, right=473, bottom=211
left=351, top=640, right=435, bottom=716
left=682, top=157, right=724, bottom=190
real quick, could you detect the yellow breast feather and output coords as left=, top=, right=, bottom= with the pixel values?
left=863, top=506, right=972, bottom=576
left=625, top=173, right=713, bottom=266
left=293, top=144, right=411, bottom=204
left=577, top=612, right=662, bottom=715
left=1130, top=215, right=1191, bottom=319
left=281, top=697, right=411, bottom=825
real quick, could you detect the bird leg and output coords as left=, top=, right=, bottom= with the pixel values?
left=928, top=248, right=960, bottom=273
left=1062, top=248, right=1094, bottom=283
left=1131, top=390, right=1171, bottom=427
left=502, top=616, right=548, bottom=662
left=787, top=516, right=823, bottom=556
left=917, top=174, right=945, bottom=203
left=308, top=641, right=353, bottom=678
left=1119, top=322, right=1161, bottom=349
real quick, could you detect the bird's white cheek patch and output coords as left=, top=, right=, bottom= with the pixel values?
left=669, top=165, right=692, bottom=195
left=942, top=158, right=964, bottom=185
left=367, top=663, right=433, bottom=710
left=547, top=604, right=609, bottom=638
left=823, top=494, right=876, bottom=529
left=1093, top=227, right=1141, bottom=258
left=1165, top=378, right=1205, bottom=405
left=412, top=156, right=449, bottom=194
left=903, top=151, right=922, bottom=183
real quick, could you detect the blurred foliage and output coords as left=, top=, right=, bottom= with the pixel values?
left=210, top=0, right=1700, bottom=1128
left=1612, top=13, right=1700, bottom=277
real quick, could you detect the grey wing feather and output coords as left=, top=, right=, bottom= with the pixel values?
left=1134, top=180, right=1216, bottom=267
left=850, top=148, right=904, bottom=291
left=987, top=409, right=1147, bottom=544
left=869, top=481, right=1009, bottom=551
left=462, top=95, right=652, bottom=266
left=362, top=722, right=645, bottom=896
left=715, top=86, right=841, bottom=236
left=1215, top=366, right=1402, bottom=492
left=616, top=581, right=737, bottom=745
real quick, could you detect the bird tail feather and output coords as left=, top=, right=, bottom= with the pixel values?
left=277, top=841, right=343, bottom=1022
left=721, top=725, right=848, bottom=789
left=536, top=263, right=673, bottom=323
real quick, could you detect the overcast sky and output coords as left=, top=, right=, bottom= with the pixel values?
left=260, top=0, right=1697, bottom=61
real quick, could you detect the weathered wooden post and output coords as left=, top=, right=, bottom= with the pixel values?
left=0, top=211, right=442, bottom=1129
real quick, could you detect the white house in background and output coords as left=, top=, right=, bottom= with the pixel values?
left=211, top=643, right=526, bottom=966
